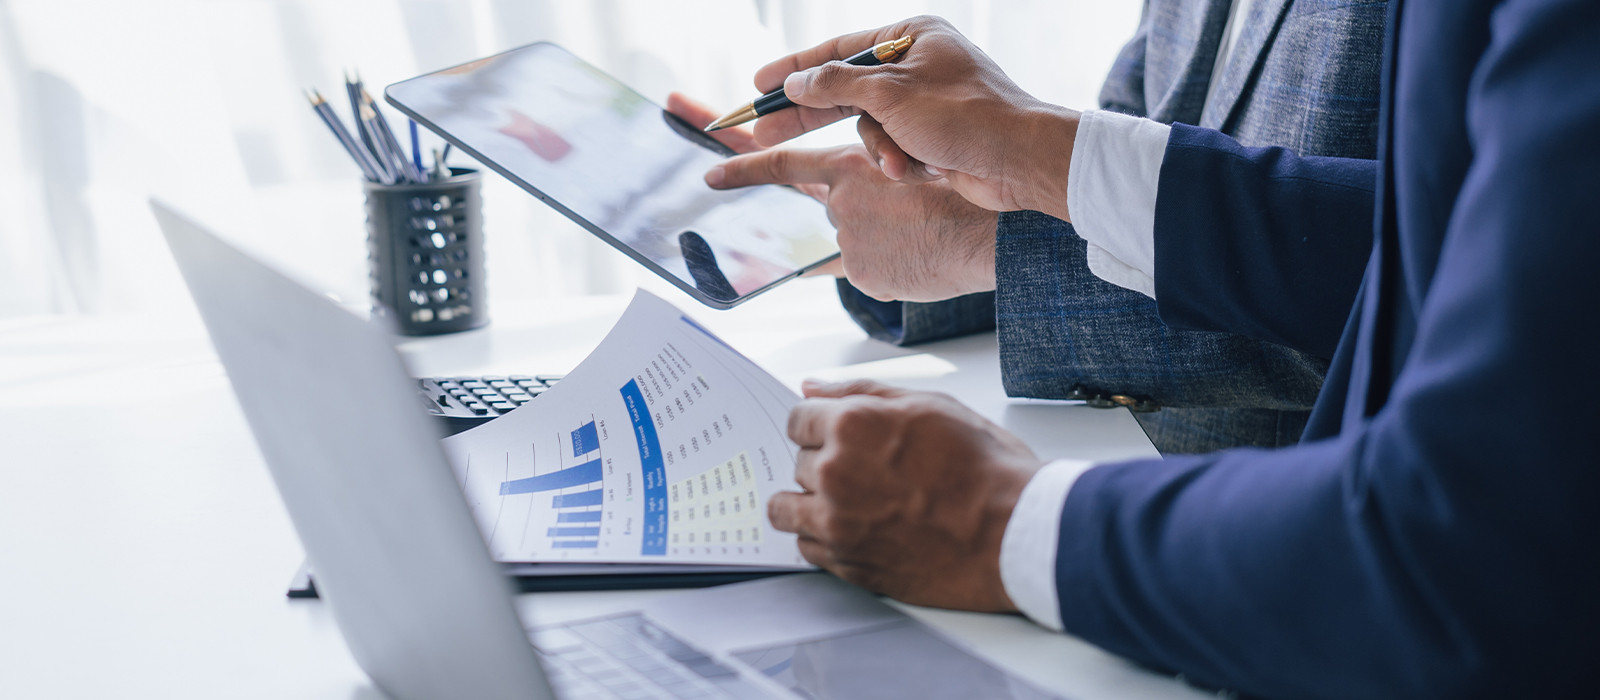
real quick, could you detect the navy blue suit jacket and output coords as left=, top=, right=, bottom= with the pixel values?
left=1053, top=0, right=1600, bottom=696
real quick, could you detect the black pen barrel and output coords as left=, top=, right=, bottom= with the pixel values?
left=752, top=90, right=794, bottom=116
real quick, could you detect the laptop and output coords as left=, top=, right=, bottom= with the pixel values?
left=152, top=200, right=1057, bottom=700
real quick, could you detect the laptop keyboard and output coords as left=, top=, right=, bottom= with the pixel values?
left=418, top=374, right=563, bottom=433
left=531, top=613, right=773, bottom=699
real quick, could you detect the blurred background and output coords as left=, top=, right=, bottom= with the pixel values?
left=0, top=0, right=1139, bottom=319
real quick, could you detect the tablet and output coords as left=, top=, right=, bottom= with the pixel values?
left=385, top=42, right=840, bottom=309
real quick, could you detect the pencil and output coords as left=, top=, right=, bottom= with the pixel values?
left=364, top=88, right=424, bottom=183
left=346, top=72, right=397, bottom=184
left=306, top=89, right=382, bottom=181
left=358, top=102, right=402, bottom=184
left=345, top=73, right=378, bottom=163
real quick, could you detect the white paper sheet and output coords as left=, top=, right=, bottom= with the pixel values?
left=442, top=290, right=807, bottom=567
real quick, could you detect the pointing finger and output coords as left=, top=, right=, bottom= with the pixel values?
left=706, top=148, right=839, bottom=190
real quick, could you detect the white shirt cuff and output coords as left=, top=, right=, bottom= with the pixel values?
left=1066, top=109, right=1172, bottom=299
left=999, top=458, right=1100, bottom=632
left=1085, top=243, right=1157, bottom=298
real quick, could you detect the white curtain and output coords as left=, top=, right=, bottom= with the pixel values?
left=0, top=0, right=1138, bottom=317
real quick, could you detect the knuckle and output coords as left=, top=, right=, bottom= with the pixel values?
left=841, top=378, right=886, bottom=395
left=761, top=149, right=790, bottom=182
left=809, top=62, right=849, bottom=92
left=902, top=395, right=970, bottom=437
left=812, top=451, right=853, bottom=495
left=832, top=399, right=889, bottom=440
left=786, top=403, right=810, bottom=440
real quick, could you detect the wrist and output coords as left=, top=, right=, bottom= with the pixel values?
left=983, top=466, right=1032, bottom=612
left=1013, top=104, right=1080, bottom=221
left=957, top=210, right=1000, bottom=295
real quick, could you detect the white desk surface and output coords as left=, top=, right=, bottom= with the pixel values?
left=0, top=275, right=1208, bottom=699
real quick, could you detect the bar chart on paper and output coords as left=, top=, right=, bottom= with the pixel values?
left=497, top=419, right=606, bottom=551
left=441, top=290, right=809, bottom=567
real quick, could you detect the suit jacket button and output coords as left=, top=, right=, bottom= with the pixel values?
left=1109, top=394, right=1160, bottom=412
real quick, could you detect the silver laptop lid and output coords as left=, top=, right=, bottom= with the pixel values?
left=152, top=200, right=551, bottom=700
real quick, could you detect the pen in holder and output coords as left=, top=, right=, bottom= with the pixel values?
left=364, top=168, right=487, bottom=335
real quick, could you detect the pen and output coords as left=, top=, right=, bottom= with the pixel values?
left=410, top=120, right=424, bottom=179
left=306, top=89, right=383, bottom=182
left=704, top=35, right=914, bottom=132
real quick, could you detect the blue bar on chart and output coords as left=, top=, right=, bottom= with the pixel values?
left=551, top=541, right=599, bottom=549
left=558, top=511, right=602, bottom=523
left=571, top=420, right=600, bottom=457
left=548, top=527, right=601, bottom=538
left=551, top=489, right=604, bottom=508
left=500, top=458, right=602, bottom=495
left=621, top=379, right=667, bottom=555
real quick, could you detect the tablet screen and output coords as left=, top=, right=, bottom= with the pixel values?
left=386, top=43, right=839, bottom=307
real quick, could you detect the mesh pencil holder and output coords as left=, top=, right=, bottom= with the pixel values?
left=364, top=168, right=488, bottom=335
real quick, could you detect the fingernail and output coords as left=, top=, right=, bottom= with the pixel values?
left=925, top=164, right=943, bottom=178
left=705, top=165, right=725, bottom=188
left=784, top=69, right=813, bottom=99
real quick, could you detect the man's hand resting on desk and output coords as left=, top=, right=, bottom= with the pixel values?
left=769, top=379, right=1041, bottom=612
left=670, top=93, right=997, bottom=303
left=746, top=15, right=1080, bottom=221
